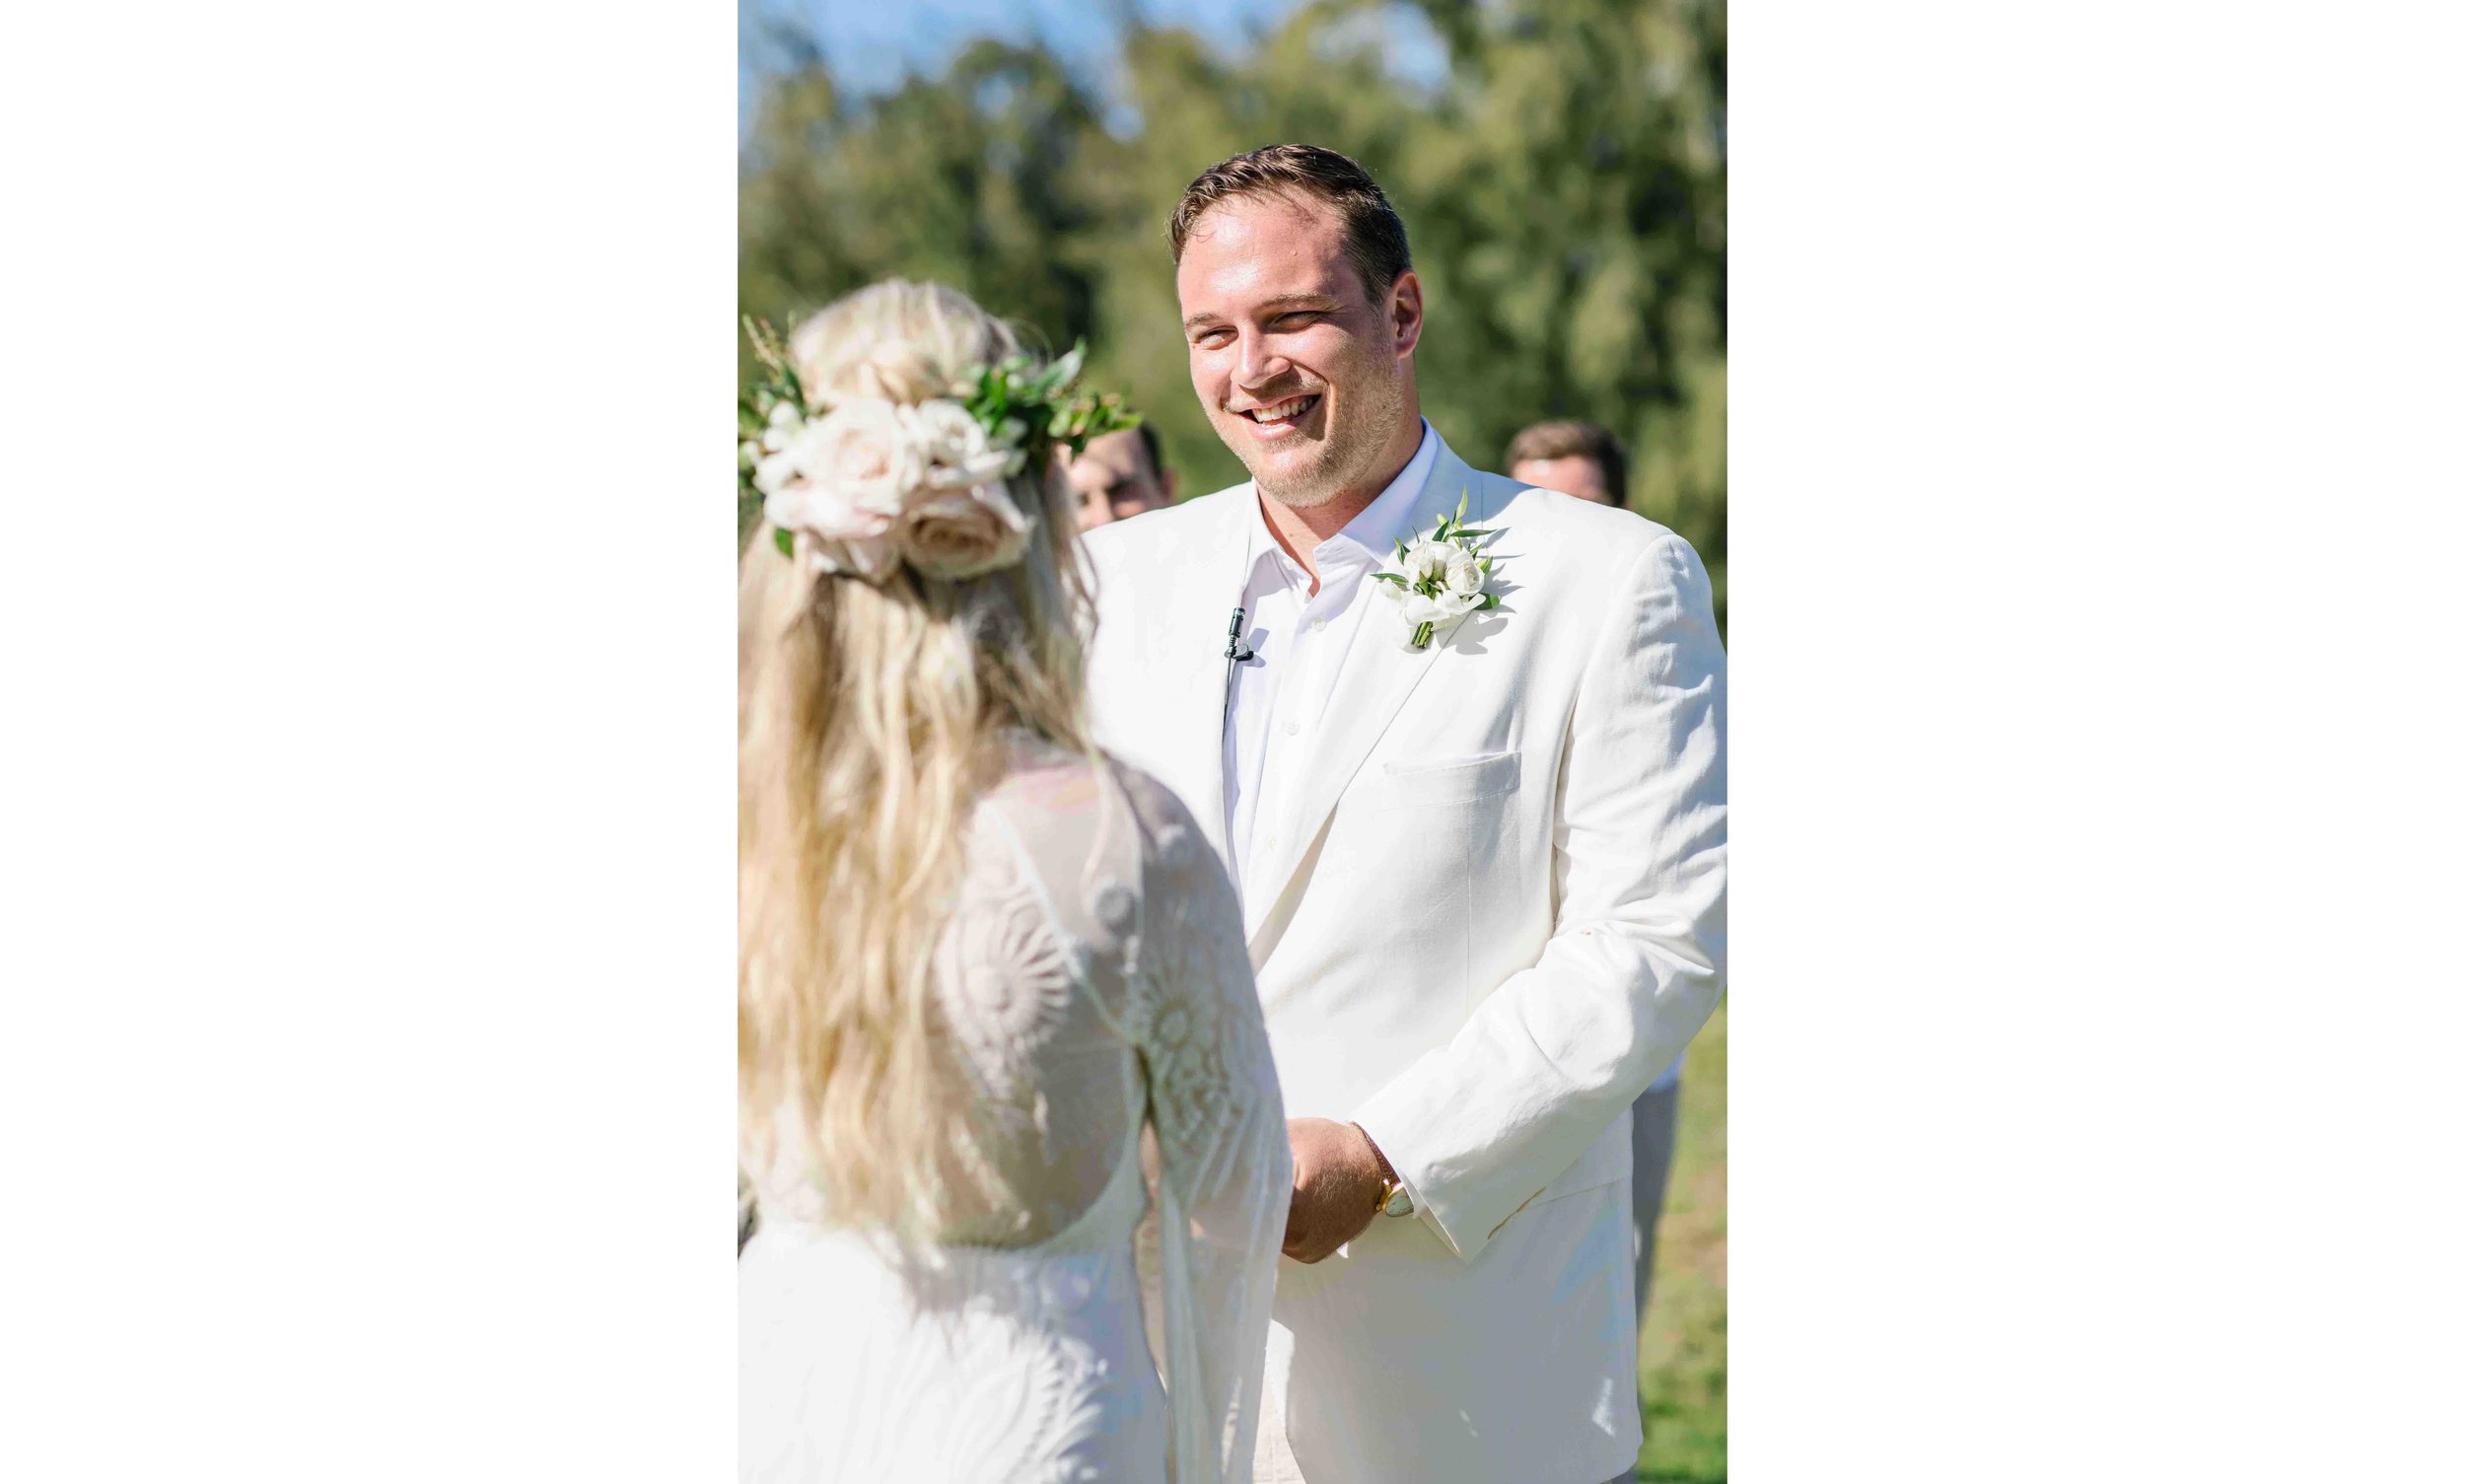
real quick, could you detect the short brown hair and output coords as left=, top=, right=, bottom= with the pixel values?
left=1505, top=419, right=1628, bottom=507
left=1169, top=144, right=1413, bottom=303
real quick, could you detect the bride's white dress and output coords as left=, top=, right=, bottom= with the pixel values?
left=740, top=742, right=1291, bottom=1484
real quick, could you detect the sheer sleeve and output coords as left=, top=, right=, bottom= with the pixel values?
left=1118, top=768, right=1291, bottom=1484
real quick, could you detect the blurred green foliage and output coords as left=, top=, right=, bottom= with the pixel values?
left=1639, top=998, right=1726, bottom=1482
left=740, top=0, right=1725, bottom=620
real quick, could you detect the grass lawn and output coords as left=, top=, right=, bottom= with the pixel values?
left=1636, top=998, right=1726, bottom=1482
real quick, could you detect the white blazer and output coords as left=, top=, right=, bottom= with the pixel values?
left=1084, top=431, right=1726, bottom=1484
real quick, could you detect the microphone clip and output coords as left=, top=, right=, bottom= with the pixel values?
left=1224, top=606, right=1257, bottom=665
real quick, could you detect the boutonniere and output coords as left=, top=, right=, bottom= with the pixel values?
left=1373, top=490, right=1500, bottom=651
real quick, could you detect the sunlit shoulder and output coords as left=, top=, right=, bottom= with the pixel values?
left=1079, top=479, right=1253, bottom=576
left=1479, top=473, right=1689, bottom=587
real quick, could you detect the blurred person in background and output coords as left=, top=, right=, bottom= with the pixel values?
left=1084, top=144, right=1725, bottom=1484
left=1504, top=418, right=1626, bottom=508
left=738, top=279, right=1289, bottom=1484
left=1505, top=416, right=1685, bottom=1338
left=1067, top=423, right=1179, bottom=529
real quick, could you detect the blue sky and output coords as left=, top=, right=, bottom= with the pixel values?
left=740, top=0, right=1445, bottom=135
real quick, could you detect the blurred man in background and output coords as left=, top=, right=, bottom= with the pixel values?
left=1065, top=424, right=1178, bottom=529
left=1505, top=414, right=1685, bottom=1368
left=1505, top=418, right=1625, bottom=508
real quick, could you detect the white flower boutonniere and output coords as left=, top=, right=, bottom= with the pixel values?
left=1373, top=489, right=1500, bottom=650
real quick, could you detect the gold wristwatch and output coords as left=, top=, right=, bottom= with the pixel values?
left=1357, top=1123, right=1414, bottom=1218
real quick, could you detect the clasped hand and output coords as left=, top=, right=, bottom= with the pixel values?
left=1282, top=1116, right=1388, bottom=1263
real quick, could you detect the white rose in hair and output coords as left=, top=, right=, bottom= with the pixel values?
left=759, top=400, right=905, bottom=577
left=758, top=400, right=802, bottom=454
left=765, top=481, right=892, bottom=544
left=907, top=399, right=1020, bottom=492
left=899, top=480, right=1032, bottom=581
left=782, top=397, right=921, bottom=519
left=751, top=444, right=800, bottom=499
left=762, top=493, right=897, bottom=583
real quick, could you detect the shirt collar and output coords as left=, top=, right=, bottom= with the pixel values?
left=1245, top=419, right=1438, bottom=580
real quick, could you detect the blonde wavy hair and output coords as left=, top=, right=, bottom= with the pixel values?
left=740, top=280, right=1093, bottom=1235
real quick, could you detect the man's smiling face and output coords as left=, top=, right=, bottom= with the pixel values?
left=1176, top=192, right=1420, bottom=509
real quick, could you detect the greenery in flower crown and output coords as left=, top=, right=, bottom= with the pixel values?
left=738, top=318, right=1140, bottom=549
left=739, top=318, right=809, bottom=546
left=960, top=340, right=1142, bottom=462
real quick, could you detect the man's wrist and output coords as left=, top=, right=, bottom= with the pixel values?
left=1355, top=1123, right=1394, bottom=1178
left=1353, top=1122, right=1411, bottom=1219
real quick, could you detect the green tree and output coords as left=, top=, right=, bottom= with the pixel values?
left=740, top=0, right=1726, bottom=620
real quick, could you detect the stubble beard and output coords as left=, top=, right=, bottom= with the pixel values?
left=1237, top=369, right=1408, bottom=512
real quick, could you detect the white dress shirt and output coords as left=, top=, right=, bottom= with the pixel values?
left=1222, top=422, right=1437, bottom=908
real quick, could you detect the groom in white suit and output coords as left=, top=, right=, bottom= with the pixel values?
left=1084, top=145, right=1726, bottom=1484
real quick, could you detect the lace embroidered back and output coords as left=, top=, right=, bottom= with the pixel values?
left=740, top=738, right=1289, bottom=1484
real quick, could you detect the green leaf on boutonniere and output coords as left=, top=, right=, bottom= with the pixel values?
left=1372, top=571, right=1407, bottom=586
left=773, top=527, right=795, bottom=559
left=1478, top=593, right=1500, bottom=610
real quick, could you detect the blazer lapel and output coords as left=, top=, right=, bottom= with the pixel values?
left=1242, top=441, right=1488, bottom=949
left=1148, top=485, right=1257, bottom=872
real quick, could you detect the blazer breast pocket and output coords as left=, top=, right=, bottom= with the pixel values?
left=1355, top=749, right=1522, bottom=812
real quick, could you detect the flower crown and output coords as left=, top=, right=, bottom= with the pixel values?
left=738, top=318, right=1140, bottom=584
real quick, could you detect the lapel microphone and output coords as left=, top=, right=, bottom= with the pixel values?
left=1221, top=607, right=1256, bottom=729
left=1224, top=606, right=1257, bottom=664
